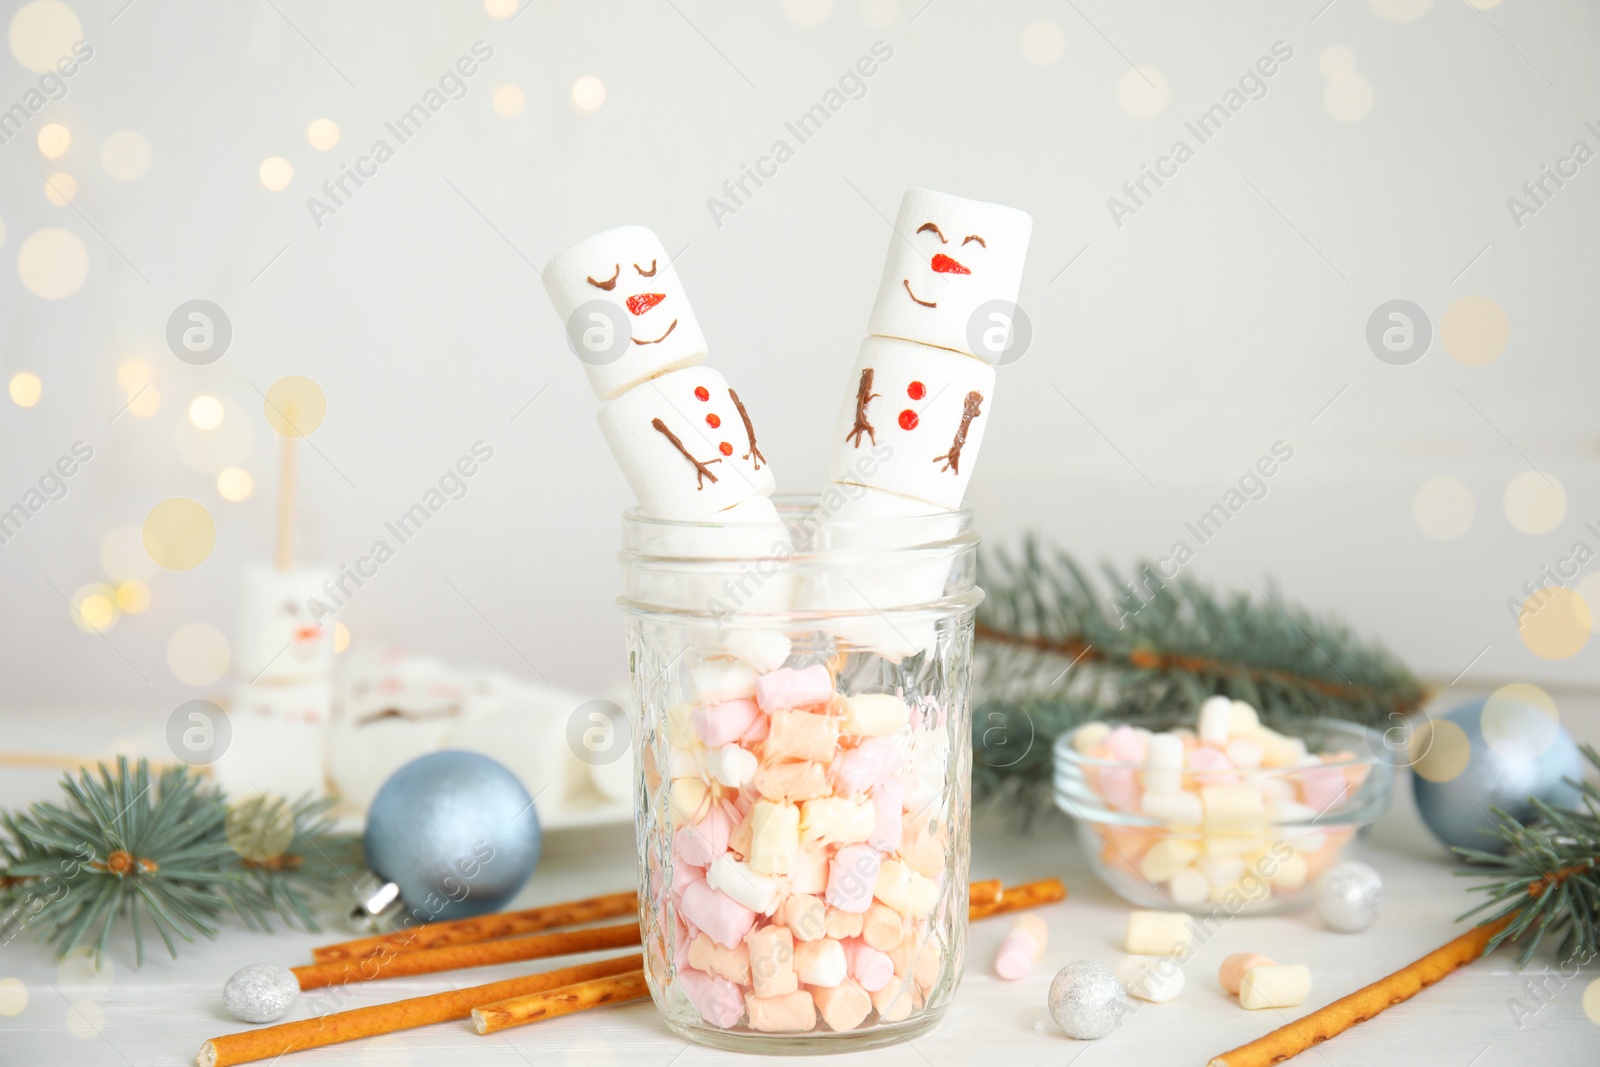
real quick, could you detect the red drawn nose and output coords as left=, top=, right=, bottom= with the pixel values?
left=294, top=625, right=321, bottom=642
left=626, top=293, right=666, bottom=316
left=930, top=254, right=969, bottom=275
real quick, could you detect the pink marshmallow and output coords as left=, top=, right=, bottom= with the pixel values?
left=868, top=778, right=905, bottom=852
left=826, top=844, right=881, bottom=913
left=675, top=805, right=733, bottom=868
left=1105, top=724, right=1148, bottom=762
left=1099, top=766, right=1141, bottom=812
left=831, top=736, right=902, bottom=796
left=679, top=966, right=745, bottom=1028
left=756, top=665, right=833, bottom=712
left=694, top=698, right=760, bottom=747
left=679, top=881, right=756, bottom=949
left=1186, top=746, right=1238, bottom=785
left=842, top=937, right=894, bottom=992
left=1301, top=764, right=1348, bottom=813
left=672, top=858, right=705, bottom=901
left=741, top=712, right=770, bottom=745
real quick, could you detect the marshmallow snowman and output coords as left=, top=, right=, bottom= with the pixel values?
left=233, top=564, right=337, bottom=684
left=544, top=227, right=778, bottom=523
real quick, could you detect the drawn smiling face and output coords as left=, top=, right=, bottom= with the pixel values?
left=867, top=189, right=1033, bottom=363
left=542, top=225, right=710, bottom=400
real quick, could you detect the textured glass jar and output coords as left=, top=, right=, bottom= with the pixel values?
left=619, top=494, right=980, bottom=1053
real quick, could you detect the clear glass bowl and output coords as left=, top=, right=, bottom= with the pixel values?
left=1052, top=716, right=1393, bottom=914
left=620, top=495, right=981, bottom=1052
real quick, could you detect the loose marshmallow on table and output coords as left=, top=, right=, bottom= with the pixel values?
left=1238, top=963, right=1311, bottom=1010
left=1218, top=952, right=1276, bottom=996
left=1125, top=911, right=1192, bottom=955
left=865, top=187, right=1033, bottom=361
left=831, top=337, right=996, bottom=512
left=994, top=913, right=1048, bottom=980
left=597, top=365, right=776, bottom=521
left=1115, top=956, right=1186, bottom=1003
left=541, top=224, right=708, bottom=400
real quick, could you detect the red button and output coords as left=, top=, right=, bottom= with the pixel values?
left=706, top=413, right=721, bottom=428
left=694, top=386, right=710, bottom=401
left=719, top=442, right=733, bottom=456
left=907, top=381, right=926, bottom=400
left=899, top=409, right=918, bottom=431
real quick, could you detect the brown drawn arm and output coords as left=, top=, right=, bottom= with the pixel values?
left=651, top=418, right=720, bottom=489
left=727, top=389, right=765, bottom=470
left=933, top=391, right=984, bottom=474
left=845, top=368, right=880, bottom=447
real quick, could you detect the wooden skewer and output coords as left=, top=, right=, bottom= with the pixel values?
left=967, top=878, right=1067, bottom=919
left=311, top=890, right=640, bottom=962
left=290, top=922, right=641, bottom=991
left=275, top=432, right=296, bottom=572
left=198, top=954, right=643, bottom=1067
left=1207, top=915, right=1513, bottom=1067
left=969, top=878, right=1003, bottom=907
left=472, top=969, right=649, bottom=1035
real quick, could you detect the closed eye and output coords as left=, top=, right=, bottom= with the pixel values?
left=916, top=222, right=947, bottom=243
left=961, top=234, right=986, bottom=248
left=634, top=259, right=658, bottom=277
left=586, top=264, right=620, bottom=290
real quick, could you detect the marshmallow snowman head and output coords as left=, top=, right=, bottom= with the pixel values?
left=235, top=564, right=336, bottom=683
left=866, top=189, right=1033, bottom=362
left=542, top=225, right=709, bottom=400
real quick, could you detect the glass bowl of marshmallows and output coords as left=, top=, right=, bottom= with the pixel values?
left=1052, top=698, right=1393, bottom=914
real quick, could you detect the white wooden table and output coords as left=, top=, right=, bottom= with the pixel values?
left=2, top=760, right=1594, bottom=1067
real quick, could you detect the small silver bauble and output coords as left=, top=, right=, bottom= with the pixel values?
left=222, top=963, right=299, bottom=1022
left=1315, top=860, right=1384, bottom=933
left=1047, top=960, right=1127, bottom=1040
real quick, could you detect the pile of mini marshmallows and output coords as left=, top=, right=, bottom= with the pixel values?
left=1121, top=913, right=1311, bottom=1009
left=1069, top=697, right=1368, bottom=908
left=653, top=660, right=952, bottom=1032
left=540, top=188, right=1032, bottom=661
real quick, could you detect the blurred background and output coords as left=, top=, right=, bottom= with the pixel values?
left=0, top=0, right=1595, bottom=749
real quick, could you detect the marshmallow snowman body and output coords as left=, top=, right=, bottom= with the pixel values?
left=214, top=680, right=331, bottom=800
left=830, top=337, right=995, bottom=511
left=598, top=365, right=776, bottom=521
left=542, top=225, right=708, bottom=400
left=866, top=188, right=1033, bottom=360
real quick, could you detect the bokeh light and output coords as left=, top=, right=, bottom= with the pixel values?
left=1503, top=471, right=1566, bottom=534
left=1020, top=20, right=1065, bottom=66
left=71, top=584, right=119, bottom=633
left=8, top=1, right=82, bottom=72
left=1118, top=67, right=1169, bottom=120
left=1319, top=46, right=1355, bottom=79
left=176, top=396, right=252, bottom=473
left=115, top=581, right=151, bottom=614
left=1411, top=477, right=1474, bottom=540
left=167, top=622, right=230, bottom=685
left=1517, top=588, right=1591, bottom=660
left=1409, top=717, right=1470, bottom=783
left=0, top=977, right=27, bottom=1016
left=1440, top=295, right=1508, bottom=365
left=784, top=0, right=832, bottom=27
left=860, top=0, right=896, bottom=28
left=1584, top=977, right=1600, bottom=1025
left=44, top=172, right=76, bottom=205
left=36, top=122, right=69, bottom=158
left=1324, top=73, right=1373, bottom=122
left=188, top=394, right=225, bottom=430
left=571, top=76, right=606, bottom=112
left=217, top=467, right=253, bottom=502
left=334, top=621, right=351, bottom=653
left=9, top=372, right=42, bottom=408
left=126, top=384, right=160, bottom=418
left=101, top=131, right=153, bottom=181
left=264, top=376, right=326, bottom=437
left=100, top=524, right=156, bottom=583
left=1482, top=683, right=1561, bottom=759
left=259, top=156, right=294, bottom=192
left=116, top=356, right=151, bottom=392
left=306, top=118, right=340, bottom=151
left=17, top=227, right=89, bottom=298
left=484, top=0, right=517, bottom=16
left=493, top=85, right=525, bottom=118
left=65, top=999, right=104, bottom=1040
left=142, top=498, right=216, bottom=571
left=56, top=947, right=114, bottom=991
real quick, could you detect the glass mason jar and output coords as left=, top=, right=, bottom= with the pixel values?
left=619, top=493, right=981, bottom=1052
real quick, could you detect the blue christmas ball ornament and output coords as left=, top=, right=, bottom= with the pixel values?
left=364, top=750, right=541, bottom=922
left=1411, top=693, right=1584, bottom=854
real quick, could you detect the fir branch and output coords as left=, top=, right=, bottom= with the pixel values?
left=1457, top=744, right=1600, bottom=968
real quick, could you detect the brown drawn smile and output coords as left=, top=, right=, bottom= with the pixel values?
left=902, top=279, right=936, bottom=308
left=632, top=319, right=679, bottom=345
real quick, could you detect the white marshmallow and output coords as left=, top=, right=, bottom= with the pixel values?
left=748, top=800, right=800, bottom=875
left=724, top=629, right=792, bottom=673
left=706, top=744, right=758, bottom=788
left=1168, top=867, right=1209, bottom=906
left=1239, top=964, right=1311, bottom=1010
left=1144, top=733, right=1184, bottom=795
left=234, top=564, right=336, bottom=684
left=631, top=495, right=797, bottom=617
left=541, top=225, right=707, bottom=400
left=1197, top=696, right=1233, bottom=747
left=1141, top=791, right=1203, bottom=827
left=707, top=854, right=784, bottom=915
left=1138, top=838, right=1200, bottom=883
left=865, top=188, right=1033, bottom=362
left=216, top=681, right=330, bottom=801
left=1115, top=956, right=1187, bottom=1003
left=597, top=365, right=776, bottom=521
left=831, top=337, right=995, bottom=511
left=691, top=659, right=759, bottom=704
left=839, top=693, right=910, bottom=737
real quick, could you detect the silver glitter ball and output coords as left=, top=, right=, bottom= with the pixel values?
left=223, top=963, right=299, bottom=1023
left=1315, top=861, right=1384, bottom=933
left=1047, top=960, right=1127, bottom=1040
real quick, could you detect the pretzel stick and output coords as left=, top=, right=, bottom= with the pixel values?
left=969, top=878, right=1003, bottom=907
left=197, top=955, right=642, bottom=1067
left=472, top=970, right=649, bottom=1034
left=311, top=890, right=639, bottom=962
left=290, top=922, right=641, bottom=990
left=967, top=878, right=1067, bottom=920
left=1207, top=914, right=1513, bottom=1067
